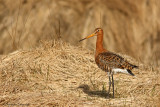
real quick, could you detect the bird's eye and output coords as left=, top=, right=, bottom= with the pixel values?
left=97, top=29, right=99, bottom=32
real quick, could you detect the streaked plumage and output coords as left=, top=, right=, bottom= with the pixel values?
left=95, top=52, right=138, bottom=76
left=79, top=28, right=138, bottom=98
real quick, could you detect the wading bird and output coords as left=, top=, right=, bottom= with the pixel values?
left=79, top=28, right=138, bottom=98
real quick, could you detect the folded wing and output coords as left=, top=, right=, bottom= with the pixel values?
left=95, top=52, right=138, bottom=71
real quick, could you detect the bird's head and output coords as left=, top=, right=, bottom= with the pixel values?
left=79, top=28, right=103, bottom=42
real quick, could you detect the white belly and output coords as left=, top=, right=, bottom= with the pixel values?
left=112, top=68, right=129, bottom=75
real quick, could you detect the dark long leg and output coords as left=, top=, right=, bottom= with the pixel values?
left=108, top=73, right=111, bottom=94
left=106, top=67, right=111, bottom=95
left=111, top=73, right=114, bottom=98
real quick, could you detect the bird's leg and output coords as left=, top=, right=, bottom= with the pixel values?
left=107, top=67, right=111, bottom=97
left=111, top=72, right=114, bottom=98
left=108, top=72, right=111, bottom=94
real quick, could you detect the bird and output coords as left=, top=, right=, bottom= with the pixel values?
left=79, top=28, right=138, bottom=98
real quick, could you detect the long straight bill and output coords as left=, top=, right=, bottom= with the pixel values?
left=79, top=33, right=95, bottom=42
left=79, top=38, right=86, bottom=42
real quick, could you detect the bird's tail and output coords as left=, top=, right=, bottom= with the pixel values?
left=133, top=65, right=138, bottom=69
left=127, top=69, right=135, bottom=76
left=131, top=64, right=139, bottom=69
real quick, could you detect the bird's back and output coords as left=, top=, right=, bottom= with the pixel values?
left=95, top=51, right=138, bottom=74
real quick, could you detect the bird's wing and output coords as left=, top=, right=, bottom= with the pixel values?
left=96, top=52, right=138, bottom=70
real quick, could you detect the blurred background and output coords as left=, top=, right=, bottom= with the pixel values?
left=0, top=0, right=160, bottom=65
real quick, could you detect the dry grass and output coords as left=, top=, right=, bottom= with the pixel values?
left=0, top=0, right=160, bottom=64
left=0, top=40, right=160, bottom=106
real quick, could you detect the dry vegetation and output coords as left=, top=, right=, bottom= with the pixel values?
left=0, top=0, right=160, bottom=106
left=0, top=0, right=160, bottom=64
left=0, top=40, right=159, bottom=106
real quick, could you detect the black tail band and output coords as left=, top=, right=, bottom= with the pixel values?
left=127, top=69, right=135, bottom=76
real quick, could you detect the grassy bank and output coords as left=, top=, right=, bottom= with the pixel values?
left=0, top=40, right=159, bottom=106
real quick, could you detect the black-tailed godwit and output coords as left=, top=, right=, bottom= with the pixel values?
left=79, top=28, right=138, bottom=98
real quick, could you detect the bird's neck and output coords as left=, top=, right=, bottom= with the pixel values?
left=96, top=33, right=106, bottom=56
